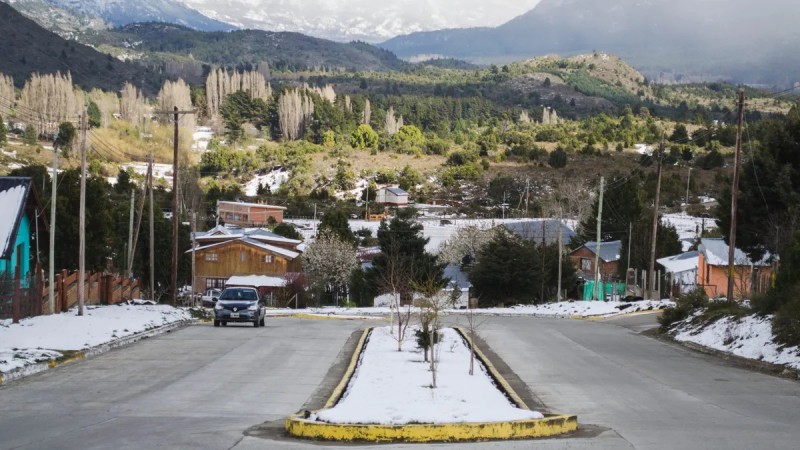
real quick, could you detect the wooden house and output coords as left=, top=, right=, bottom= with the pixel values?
left=190, top=226, right=303, bottom=293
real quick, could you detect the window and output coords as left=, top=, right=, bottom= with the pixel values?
left=261, top=255, right=273, bottom=264
left=205, top=253, right=218, bottom=262
left=580, top=258, right=592, bottom=271
left=205, top=278, right=226, bottom=289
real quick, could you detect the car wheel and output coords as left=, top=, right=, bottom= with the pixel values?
left=259, top=316, right=265, bottom=326
left=221, top=321, right=227, bottom=326
left=213, top=320, right=220, bottom=327
left=253, top=317, right=260, bottom=327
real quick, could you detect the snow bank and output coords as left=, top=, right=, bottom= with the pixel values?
left=313, top=327, right=542, bottom=424
left=672, top=314, right=800, bottom=370
left=305, top=300, right=673, bottom=319
left=0, top=304, right=193, bottom=373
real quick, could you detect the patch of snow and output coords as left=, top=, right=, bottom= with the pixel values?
left=313, top=327, right=543, bottom=424
left=0, top=304, right=192, bottom=373
left=673, top=313, right=800, bottom=370
left=244, top=168, right=289, bottom=196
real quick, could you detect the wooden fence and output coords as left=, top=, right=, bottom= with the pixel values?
left=0, top=265, right=141, bottom=323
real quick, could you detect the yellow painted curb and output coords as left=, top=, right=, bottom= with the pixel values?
left=0, top=374, right=4, bottom=385
left=48, top=352, right=86, bottom=368
left=285, top=413, right=578, bottom=442
left=285, top=326, right=578, bottom=442
left=325, top=328, right=371, bottom=409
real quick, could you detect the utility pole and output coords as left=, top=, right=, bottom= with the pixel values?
left=48, top=141, right=58, bottom=313
left=148, top=152, right=155, bottom=300
left=540, top=219, right=546, bottom=303
left=127, top=189, right=135, bottom=277
left=593, top=177, right=605, bottom=301
left=128, top=163, right=150, bottom=279
left=78, top=112, right=87, bottom=316
left=365, top=184, right=369, bottom=221
left=648, top=137, right=665, bottom=300
left=154, top=106, right=194, bottom=304
left=627, top=222, right=632, bottom=271
left=557, top=207, right=563, bottom=302
left=727, top=89, right=746, bottom=302
left=191, top=210, right=197, bottom=306
left=685, top=167, right=692, bottom=211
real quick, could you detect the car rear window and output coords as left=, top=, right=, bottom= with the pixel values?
left=219, top=288, right=258, bottom=301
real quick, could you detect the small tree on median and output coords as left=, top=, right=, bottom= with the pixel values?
left=302, top=230, right=358, bottom=306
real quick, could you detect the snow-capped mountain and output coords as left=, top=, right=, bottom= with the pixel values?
left=5, top=0, right=235, bottom=32
left=179, top=0, right=541, bottom=42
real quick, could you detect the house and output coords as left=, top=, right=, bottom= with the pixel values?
left=443, top=264, right=471, bottom=309
left=217, top=200, right=286, bottom=226
left=696, top=238, right=772, bottom=299
left=375, top=187, right=409, bottom=206
left=189, top=225, right=303, bottom=293
left=657, top=239, right=774, bottom=300
left=657, top=250, right=700, bottom=295
left=569, top=240, right=622, bottom=281
left=0, top=177, right=46, bottom=287
left=503, top=219, right=576, bottom=246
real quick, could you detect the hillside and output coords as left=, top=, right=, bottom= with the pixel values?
left=83, top=23, right=410, bottom=73
left=380, top=0, right=800, bottom=86
left=5, top=0, right=234, bottom=32
left=0, top=2, right=163, bottom=93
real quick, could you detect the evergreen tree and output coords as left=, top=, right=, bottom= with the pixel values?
left=367, top=208, right=444, bottom=304
left=87, top=101, right=101, bottom=128
left=469, top=230, right=538, bottom=305
left=319, top=207, right=355, bottom=244
left=24, top=124, right=37, bottom=146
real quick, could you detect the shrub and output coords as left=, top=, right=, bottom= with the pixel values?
left=773, top=297, right=800, bottom=347
left=658, top=288, right=708, bottom=331
left=548, top=147, right=567, bottom=168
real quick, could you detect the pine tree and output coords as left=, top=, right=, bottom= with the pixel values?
left=0, top=114, right=7, bottom=145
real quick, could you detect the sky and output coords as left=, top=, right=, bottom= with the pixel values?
left=180, top=0, right=543, bottom=41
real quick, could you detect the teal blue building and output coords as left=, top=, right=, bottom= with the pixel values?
left=0, top=178, right=42, bottom=287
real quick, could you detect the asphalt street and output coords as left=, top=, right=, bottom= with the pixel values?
left=1, top=314, right=799, bottom=450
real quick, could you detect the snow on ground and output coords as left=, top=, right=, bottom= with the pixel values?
left=304, top=300, right=673, bottom=319
left=244, top=168, right=289, bottom=196
left=662, top=212, right=717, bottom=250
left=122, top=163, right=175, bottom=186
left=0, top=303, right=193, bottom=373
left=312, top=327, right=543, bottom=424
left=672, top=313, right=800, bottom=370
left=286, top=218, right=557, bottom=254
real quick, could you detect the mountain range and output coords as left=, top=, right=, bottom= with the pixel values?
left=381, top=0, right=800, bottom=85
left=3, top=0, right=234, bottom=33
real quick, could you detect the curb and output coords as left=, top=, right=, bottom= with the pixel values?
left=0, top=319, right=196, bottom=386
left=289, top=313, right=384, bottom=322
left=583, top=309, right=665, bottom=321
left=285, top=326, right=578, bottom=442
left=653, top=331, right=800, bottom=381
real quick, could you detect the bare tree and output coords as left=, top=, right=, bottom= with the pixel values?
left=437, top=224, right=496, bottom=265
left=0, top=73, right=14, bottom=117
left=120, top=82, right=149, bottom=128
left=206, top=68, right=272, bottom=124
left=385, top=106, right=402, bottom=135
left=413, top=273, right=448, bottom=388
left=157, top=78, right=194, bottom=129
left=20, top=72, right=83, bottom=136
left=378, top=251, right=414, bottom=351
left=302, top=230, right=358, bottom=305
left=519, top=111, right=530, bottom=124
left=87, top=88, right=119, bottom=128
left=362, top=99, right=371, bottom=125
left=278, top=88, right=314, bottom=141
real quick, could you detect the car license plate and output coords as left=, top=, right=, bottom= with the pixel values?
left=230, top=313, right=239, bottom=318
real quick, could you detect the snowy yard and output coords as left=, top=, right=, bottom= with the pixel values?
left=0, top=303, right=193, bottom=374
left=312, top=326, right=543, bottom=425
left=671, top=313, right=800, bottom=370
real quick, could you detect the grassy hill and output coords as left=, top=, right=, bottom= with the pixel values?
left=0, top=2, right=162, bottom=93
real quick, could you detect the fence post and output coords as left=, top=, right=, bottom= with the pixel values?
left=60, top=269, right=68, bottom=312
left=12, top=266, right=21, bottom=324
left=36, top=263, right=44, bottom=316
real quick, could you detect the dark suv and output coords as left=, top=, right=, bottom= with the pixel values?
left=213, top=287, right=266, bottom=327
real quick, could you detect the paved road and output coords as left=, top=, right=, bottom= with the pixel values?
left=1, top=314, right=799, bottom=449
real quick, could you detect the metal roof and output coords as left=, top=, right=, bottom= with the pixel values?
left=503, top=219, right=576, bottom=246
left=657, top=251, right=699, bottom=274
left=698, top=238, right=771, bottom=267
left=576, top=240, right=622, bottom=263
